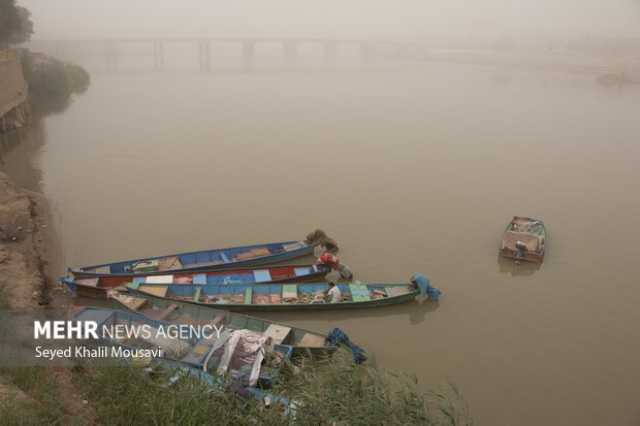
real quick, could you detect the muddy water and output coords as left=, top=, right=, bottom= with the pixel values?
left=7, top=64, right=640, bottom=425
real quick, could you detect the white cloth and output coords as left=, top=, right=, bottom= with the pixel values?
left=216, top=329, right=267, bottom=387
left=327, top=286, right=342, bottom=303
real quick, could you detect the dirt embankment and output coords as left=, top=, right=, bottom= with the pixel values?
left=0, top=171, right=52, bottom=309
left=0, top=170, right=94, bottom=423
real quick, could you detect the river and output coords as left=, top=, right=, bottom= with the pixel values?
left=3, top=63, right=640, bottom=425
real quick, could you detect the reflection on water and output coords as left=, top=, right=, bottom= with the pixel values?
left=263, top=295, right=440, bottom=326
left=496, top=254, right=542, bottom=276
left=23, top=64, right=640, bottom=426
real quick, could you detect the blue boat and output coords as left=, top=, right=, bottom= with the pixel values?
left=72, top=307, right=297, bottom=391
left=70, top=239, right=318, bottom=278
left=124, top=274, right=441, bottom=312
left=62, top=264, right=330, bottom=299
left=107, top=292, right=336, bottom=356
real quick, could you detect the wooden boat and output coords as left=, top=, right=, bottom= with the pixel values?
left=69, top=240, right=317, bottom=278
left=124, top=274, right=440, bottom=312
left=500, top=216, right=546, bottom=263
left=108, top=292, right=334, bottom=357
left=72, top=307, right=299, bottom=392
left=62, top=264, right=330, bottom=299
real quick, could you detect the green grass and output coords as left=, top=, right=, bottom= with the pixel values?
left=0, top=367, right=68, bottom=425
left=73, top=351, right=471, bottom=425
left=0, top=284, right=9, bottom=308
left=73, top=364, right=284, bottom=426
left=274, top=352, right=472, bottom=425
left=0, top=352, right=472, bottom=425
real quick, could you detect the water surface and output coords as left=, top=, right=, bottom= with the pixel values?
left=6, top=64, right=640, bottom=426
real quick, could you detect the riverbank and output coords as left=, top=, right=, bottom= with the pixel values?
left=0, top=170, right=53, bottom=309
left=0, top=46, right=90, bottom=308
left=0, top=169, right=94, bottom=423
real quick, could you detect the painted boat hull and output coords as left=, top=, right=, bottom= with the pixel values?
left=127, top=281, right=427, bottom=312
left=64, top=264, right=329, bottom=300
left=72, top=307, right=296, bottom=391
left=105, top=293, right=335, bottom=356
left=191, top=291, right=421, bottom=311
left=70, top=240, right=317, bottom=279
left=499, top=248, right=545, bottom=263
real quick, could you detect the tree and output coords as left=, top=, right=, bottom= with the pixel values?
left=0, top=0, right=21, bottom=46
left=10, top=6, right=33, bottom=44
left=0, top=0, right=33, bottom=46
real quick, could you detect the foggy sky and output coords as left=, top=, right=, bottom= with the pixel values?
left=19, top=0, right=640, bottom=40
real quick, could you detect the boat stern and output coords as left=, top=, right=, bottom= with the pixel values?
left=410, top=274, right=441, bottom=302
left=60, top=276, right=76, bottom=294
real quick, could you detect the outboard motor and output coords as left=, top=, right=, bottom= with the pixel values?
left=515, top=240, right=527, bottom=260
left=410, top=274, right=441, bottom=302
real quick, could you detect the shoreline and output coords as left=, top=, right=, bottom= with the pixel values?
left=0, top=169, right=56, bottom=309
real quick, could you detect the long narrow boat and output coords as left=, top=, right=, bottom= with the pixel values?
left=124, top=274, right=440, bottom=312
left=72, top=307, right=297, bottom=392
left=107, top=292, right=334, bottom=357
left=70, top=239, right=318, bottom=278
left=63, top=264, right=330, bottom=299
left=500, top=216, right=547, bottom=263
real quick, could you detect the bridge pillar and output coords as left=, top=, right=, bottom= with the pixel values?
left=242, top=40, right=256, bottom=72
left=51, top=41, right=64, bottom=61
left=153, top=41, right=165, bottom=71
left=360, top=42, right=376, bottom=66
left=198, top=40, right=211, bottom=72
left=283, top=40, right=298, bottom=69
left=105, top=41, right=118, bottom=72
left=323, top=41, right=337, bottom=66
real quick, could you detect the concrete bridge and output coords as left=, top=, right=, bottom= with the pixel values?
left=25, top=37, right=632, bottom=80
left=27, top=37, right=429, bottom=72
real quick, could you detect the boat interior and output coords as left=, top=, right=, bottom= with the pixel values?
left=110, top=294, right=329, bottom=349
left=74, top=308, right=293, bottom=387
left=132, top=282, right=415, bottom=306
left=82, top=241, right=307, bottom=274
left=74, top=265, right=323, bottom=290
left=503, top=217, right=545, bottom=252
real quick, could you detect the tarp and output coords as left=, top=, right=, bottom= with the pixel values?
left=327, top=328, right=367, bottom=364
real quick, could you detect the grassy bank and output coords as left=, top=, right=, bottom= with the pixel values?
left=0, top=367, right=68, bottom=425
left=0, top=352, right=471, bottom=425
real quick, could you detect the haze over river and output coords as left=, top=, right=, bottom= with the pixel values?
left=3, top=63, right=640, bottom=425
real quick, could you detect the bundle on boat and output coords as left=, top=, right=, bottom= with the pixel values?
left=68, top=236, right=323, bottom=278
left=121, top=273, right=441, bottom=311
left=62, top=264, right=330, bottom=299
left=305, top=229, right=339, bottom=254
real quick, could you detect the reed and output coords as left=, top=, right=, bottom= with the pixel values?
left=0, top=351, right=472, bottom=425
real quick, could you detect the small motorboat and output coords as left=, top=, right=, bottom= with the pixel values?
left=500, top=216, right=546, bottom=263
left=123, top=274, right=441, bottom=312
